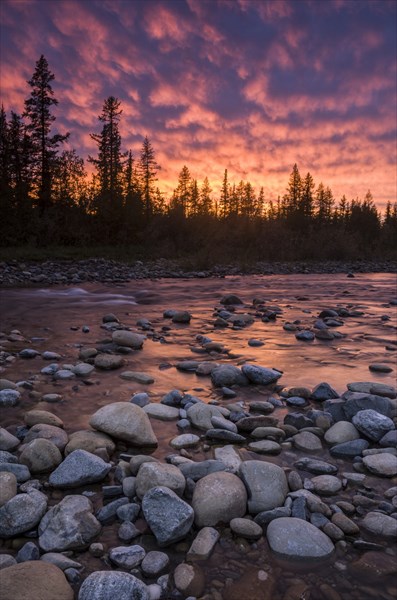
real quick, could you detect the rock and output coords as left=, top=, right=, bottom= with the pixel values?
left=331, top=513, right=360, bottom=535
left=0, top=472, right=17, bottom=507
left=54, top=369, right=75, bottom=380
left=109, top=545, right=145, bottom=569
left=238, top=415, right=278, bottom=432
left=230, top=517, right=263, bottom=539
left=0, top=561, right=74, bottom=600
left=329, top=438, right=369, bottom=457
left=96, top=498, right=129, bottom=524
left=172, top=311, right=191, bottom=324
left=0, top=463, right=31, bottom=483
left=176, top=360, right=200, bottom=372
left=347, top=382, right=396, bottom=399
left=131, top=392, right=150, bottom=407
left=0, top=490, right=47, bottom=537
left=363, top=453, right=397, bottom=477
left=170, top=434, right=200, bottom=449
left=248, top=440, right=282, bottom=454
left=248, top=338, right=264, bottom=347
left=192, top=472, right=247, bottom=527
left=94, top=354, right=123, bottom=370
left=295, top=331, right=315, bottom=341
left=0, top=555, right=16, bottom=569
left=308, top=475, right=342, bottom=495
left=121, top=371, right=154, bottom=384
left=220, top=294, right=243, bottom=305
left=248, top=401, right=275, bottom=414
left=294, top=457, right=338, bottom=475
left=24, top=423, right=68, bottom=452
left=0, top=389, right=21, bottom=407
left=311, top=382, right=339, bottom=401
left=352, top=410, right=394, bottom=441
left=112, top=330, right=145, bottom=348
left=187, top=527, right=220, bottom=560
left=0, top=428, right=20, bottom=451
left=142, top=486, right=194, bottom=546
left=369, top=363, right=393, bottom=373
left=349, top=551, right=397, bottom=581
left=173, top=563, right=205, bottom=597
left=39, top=495, right=101, bottom=551
left=380, top=430, right=397, bottom=447
left=64, top=430, right=115, bottom=456
left=267, top=517, right=334, bottom=560
left=19, top=348, right=40, bottom=358
left=90, top=402, right=158, bottom=446
left=361, top=511, right=397, bottom=539
left=141, top=551, right=169, bottom=577
left=211, top=365, right=248, bottom=387
left=49, top=449, right=111, bottom=488
left=293, top=431, right=323, bottom=452
left=136, top=462, right=186, bottom=498
left=20, top=438, right=62, bottom=473
left=72, top=363, right=95, bottom=377
left=214, top=445, right=242, bottom=473
left=240, top=460, right=288, bottom=514
left=144, top=404, right=178, bottom=420
left=78, top=571, right=149, bottom=600
left=179, top=460, right=227, bottom=481
left=343, top=392, right=393, bottom=419
left=211, top=415, right=238, bottom=432
left=0, top=379, right=18, bottom=390
left=187, top=402, right=224, bottom=430
left=205, top=429, right=246, bottom=443
left=241, top=364, right=282, bottom=385
left=324, top=422, right=360, bottom=445
left=129, top=455, right=158, bottom=475
left=41, top=553, right=83, bottom=571
left=24, top=410, right=64, bottom=428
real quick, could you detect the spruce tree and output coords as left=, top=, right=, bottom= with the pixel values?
left=139, top=136, right=160, bottom=221
left=23, top=55, right=69, bottom=213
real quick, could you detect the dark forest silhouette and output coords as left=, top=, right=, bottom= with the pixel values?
left=1, top=56, right=396, bottom=261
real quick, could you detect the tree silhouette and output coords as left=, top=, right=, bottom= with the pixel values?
left=139, top=136, right=160, bottom=221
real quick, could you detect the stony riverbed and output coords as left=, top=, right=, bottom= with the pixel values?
left=0, top=273, right=396, bottom=600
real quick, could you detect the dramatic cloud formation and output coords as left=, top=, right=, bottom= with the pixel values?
left=1, top=0, right=396, bottom=207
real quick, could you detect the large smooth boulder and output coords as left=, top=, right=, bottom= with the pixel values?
left=187, top=402, right=224, bottom=431
left=78, top=571, right=149, bottom=600
left=0, top=490, right=47, bottom=537
left=241, top=364, right=282, bottom=385
left=19, top=438, right=62, bottom=473
left=343, top=393, right=393, bottom=419
left=24, top=410, right=64, bottom=428
left=142, top=486, right=194, bottom=547
left=192, top=472, right=247, bottom=527
left=23, top=423, right=68, bottom=451
left=39, top=495, right=101, bottom=551
left=0, top=561, right=73, bottom=600
left=361, top=511, right=397, bottom=539
left=136, top=462, right=186, bottom=498
left=267, top=517, right=334, bottom=560
left=324, top=421, right=360, bottom=445
left=240, top=460, right=288, bottom=514
left=211, top=365, right=248, bottom=387
left=363, top=453, right=397, bottom=477
left=90, top=402, right=158, bottom=446
left=49, top=449, right=111, bottom=488
left=64, top=430, right=116, bottom=456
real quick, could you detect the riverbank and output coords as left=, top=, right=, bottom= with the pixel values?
left=1, top=257, right=396, bottom=287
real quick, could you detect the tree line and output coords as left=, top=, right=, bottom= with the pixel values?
left=1, top=55, right=396, bottom=261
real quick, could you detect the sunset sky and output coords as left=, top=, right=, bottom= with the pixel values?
left=1, top=0, right=396, bottom=208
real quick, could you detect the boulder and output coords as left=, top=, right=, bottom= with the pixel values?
left=64, top=430, right=115, bottom=456
left=39, top=495, right=101, bottom=551
left=187, top=402, right=224, bottom=431
left=19, top=438, right=62, bottom=473
left=0, top=490, right=47, bottom=537
left=240, top=460, right=288, bottom=514
left=361, top=511, right=397, bottom=539
left=142, top=486, right=194, bottom=546
left=78, top=571, right=149, bottom=600
left=136, top=462, right=186, bottom=498
left=192, top=471, right=247, bottom=527
left=324, top=421, right=360, bottom=445
left=363, top=453, right=397, bottom=477
left=211, top=365, right=248, bottom=387
left=90, top=402, right=158, bottom=446
left=24, top=423, right=68, bottom=451
left=267, top=517, right=334, bottom=560
left=241, top=364, right=282, bottom=385
left=112, top=330, right=145, bottom=349
left=0, top=561, right=73, bottom=600
left=49, top=449, right=111, bottom=488
left=352, top=409, right=394, bottom=441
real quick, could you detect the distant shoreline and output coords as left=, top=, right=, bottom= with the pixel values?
left=1, top=257, right=396, bottom=288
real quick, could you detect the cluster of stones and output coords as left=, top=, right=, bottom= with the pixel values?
left=1, top=258, right=396, bottom=287
left=0, top=296, right=396, bottom=600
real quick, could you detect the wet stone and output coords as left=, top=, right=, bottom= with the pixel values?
left=293, top=431, right=323, bottom=452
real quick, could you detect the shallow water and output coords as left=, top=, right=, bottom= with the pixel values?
left=0, top=273, right=396, bottom=599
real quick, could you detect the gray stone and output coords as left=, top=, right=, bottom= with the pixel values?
left=172, top=311, right=191, bottom=324
left=192, top=472, right=247, bottom=527
left=380, top=430, right=397, bottom=448
left=112, top=330, right=145, bottom=349
left=49, top=450, right=111, bottom=488
left=187, top=527, right=220, bottom=560
left=72, top=363, right=95, bottom=377
left=143, top=404, right=179, bottom=420
left=0, top=463, right=31, bottom=483
left=267, top=517, right=334, bottom=560
left=211, top=365, right=248, bottom=387
left=24, top=423, right=68, bottom=452
left=109, top=545, right=146, bottom=569
left=361, top=511, right=397, bottom=539
left=24, top=410, right=64, bottom=428
left=54, top=369, right=76, bottom=380
left=205, top=429, right=246, bottom=443
left=90, top=402, right=158, bottom=446
left=64, top=430, right=115, bottom=457
left=39, top=495, right=101, bottom=551
left=94, top=354, right=124, bottom=370
left=329, top=438, right=369, bottom=457
left=230, top=518, right=263, bottom=539
left=0, top=472, right=17, bottom=507
left=0, top=490, right=48, bottom=537
left=187, top=402, right=223, bottom=431
left=240, top=460, right=288, bottom=514
left=179, top=460, right=227, bottom=481
left=211, top=415, right=238, bottom=432
left=120, top=371, right=154, bottom=384
left=96, top=498, right=129, bottom=524
left=141, top=551, right=170, bottom=576
left=308, top=475, right=342, bottom=495
left=294, top=457, right=338, bottom=475
left=20, top=438, right=62, bottom=473
left=0, top=428, right=20, bottom=451
left=0, top=554, right=17, bottom=569
left=352, top=409, right=394, bottom=441
left=170, top=434, right=200, bottom=449
left=16, top=541, right=39, bottom=563
left=136, top=462, right=186, bottom=498
left=324, top=421, right=360, bottom=445
left=41, top=553, right=83, bottom=571
left=248, top=440, right=281, bottom=454
left=363, top=453, right=397, bottom=477
left=295, top=331, right=315, bottom=341
left=241, top=364, right=282, bottom=385
left=0, top=389, right=21, bottom=407
left=254, top=507, right=292, bottom=529
left=342, top=392, right=393, bottom=419
left=78, top=571, right=149, bottom=600
left=142, top=486, right=194, bottom=546
left=293, top=431, right=322, bottom=452
left=311, top=382, right=339, bottom=401
left=214, top=445, right=242, bottom=473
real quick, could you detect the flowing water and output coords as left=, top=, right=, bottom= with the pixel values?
left=0, top=273, right=396, bottom=599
